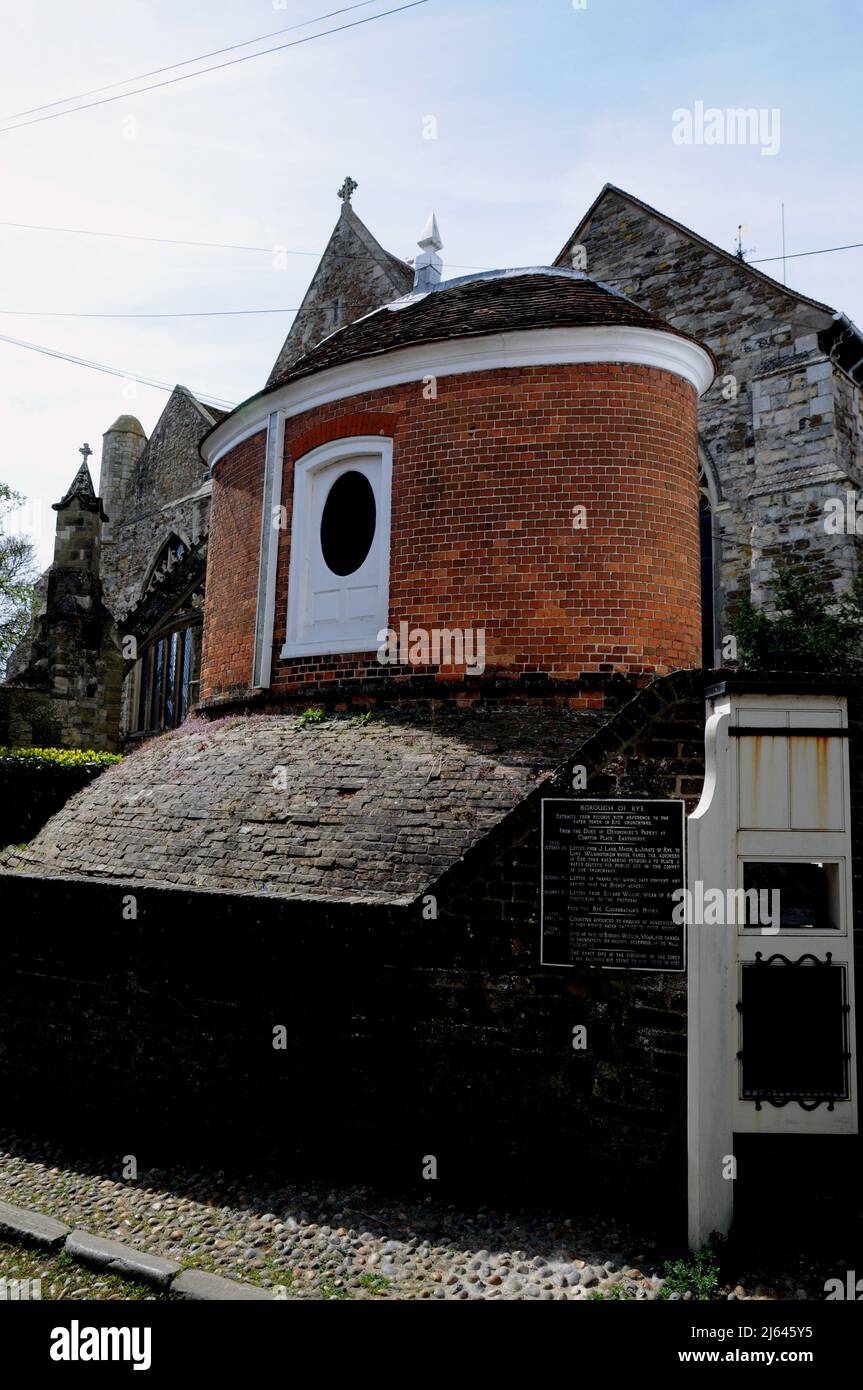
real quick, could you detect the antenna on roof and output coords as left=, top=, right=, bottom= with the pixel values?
left=781, top=202, right=787, bottom=284
left=734, top=224, right=756, bottom=261
left=413, top=213, right=443, bottom=292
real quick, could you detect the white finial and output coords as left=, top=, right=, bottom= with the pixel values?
left=414, top=211, right=443, bottom=291
left=418, top=212, right=442, bottom=252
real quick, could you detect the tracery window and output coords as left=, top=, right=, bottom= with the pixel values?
left=134, top=624, right=199, bottom=734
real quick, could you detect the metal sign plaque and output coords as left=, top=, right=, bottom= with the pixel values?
left=541, top=798, right=686, bottom=971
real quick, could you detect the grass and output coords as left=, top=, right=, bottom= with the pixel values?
left=357, top=1272, right=391, bottom=1294
left=0, top=1240, right=167, bottom=1301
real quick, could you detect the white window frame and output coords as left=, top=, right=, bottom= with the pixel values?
left=281, top=435, right=392, bottom=658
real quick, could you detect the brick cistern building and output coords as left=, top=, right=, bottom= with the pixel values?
left=2, top=220, right=860, bottom=1221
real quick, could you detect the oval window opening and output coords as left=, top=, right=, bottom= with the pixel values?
left=320, top=470, right=376, bottom=577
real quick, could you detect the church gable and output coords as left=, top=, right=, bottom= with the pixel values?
left=130, top=386, right=215, bottom=515
left=101, top=386, right=214, bottom=626
left=555, top=185, right=836, bottom=350
left=267, top=184, right=413, bottom=386
left=556, top=184, right=862, bottom=652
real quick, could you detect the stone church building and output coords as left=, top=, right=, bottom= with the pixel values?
left=2, top=182, right=861, bottom=751
left=1, top=183, right=861, bottom=1206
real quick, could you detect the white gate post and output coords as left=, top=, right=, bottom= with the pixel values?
left=687, top=683, right=856, bottom=1251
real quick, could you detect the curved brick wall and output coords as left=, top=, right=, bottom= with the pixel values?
left=201, top=361, right=701, bottom=704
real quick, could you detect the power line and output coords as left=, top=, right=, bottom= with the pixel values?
left=0, top=330, right=236, bottom=409
left=0, top=220, right=320, bottom=257
left=0, top=1, right=430, bottom=133
left=2, top=1, right=379, bottom=120
left=0, top=307, right=298, bottom=319
left=2, top=215, right=862, bottom=274
left=749, top=242, right=863, bottom=265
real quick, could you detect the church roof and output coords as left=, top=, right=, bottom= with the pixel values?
left=266, top=199, right=413, bottom=387
left=265, top=267, right=713, bottom=392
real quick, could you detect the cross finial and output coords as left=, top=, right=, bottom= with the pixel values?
left=79, top=442, right=92, bottom=462
left=338, top=176, right=358, bottom=205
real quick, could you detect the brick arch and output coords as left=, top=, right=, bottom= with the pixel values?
left=289, top=410, right=399, bottom=463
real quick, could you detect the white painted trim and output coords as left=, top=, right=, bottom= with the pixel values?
left=208, top=420, right=268, bottom=469
left=281, top=435, right=392, bottom=660
left=252, top=410, right=285, bottom=689
left=204, top=325, right=716, bottom=469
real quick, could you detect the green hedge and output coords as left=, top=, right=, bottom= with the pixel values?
left=0, top=747, right=121, bottom=848
left=0, top=746, right=122, bottom=769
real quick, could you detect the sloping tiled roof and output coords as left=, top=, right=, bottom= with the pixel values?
left=267, top=269, right=708, bottom=391
left=1, top=705, right=607, bottom=904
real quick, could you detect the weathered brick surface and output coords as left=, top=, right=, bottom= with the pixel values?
left=200, top=430, right=267, bottom=704
left=202, top=361, right=702, bottom=703
left=1, top=704, right=606, bottom=899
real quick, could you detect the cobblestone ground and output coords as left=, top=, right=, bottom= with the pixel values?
left=0, top=1241, right=166, bottom=1300
left=0, top=1132, right=836, bottom=1301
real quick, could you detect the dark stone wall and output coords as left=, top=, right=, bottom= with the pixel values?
left=1, top=672, right=859, bottom=1214
left=0, top=674, right=708, bottom=1207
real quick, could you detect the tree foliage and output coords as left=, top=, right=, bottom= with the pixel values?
left=0, top=482, right=39, bottom=674
left=731, top=565, right=863, bottom=673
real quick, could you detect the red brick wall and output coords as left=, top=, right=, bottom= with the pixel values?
left=202, top=364, right=701, bottom=700
left=200, top=429, right=266, bottom=700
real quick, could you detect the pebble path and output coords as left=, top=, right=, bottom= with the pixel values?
left=0, top=1134, right=823, bottom=1301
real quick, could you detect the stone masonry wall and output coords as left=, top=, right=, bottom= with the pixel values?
left=558, top=191, right=863, bottom=633
left=267, top=203, right=413, bottom=383
left=100, top=388, right=214, bottom=623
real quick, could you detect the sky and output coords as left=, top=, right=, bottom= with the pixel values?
left=1, top=0, right=861, bottom=567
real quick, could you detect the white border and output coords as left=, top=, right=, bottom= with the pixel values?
left=540, top=797, right=687, bottom=972
left=203, top=325, right=716, bottom=470
left=251, top=409, right=285, bottom=689
left=281, top=435, right=393, bottom=659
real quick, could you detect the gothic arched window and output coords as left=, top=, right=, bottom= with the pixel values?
left=134, top=622, right=199, bottom=734
left=698, top=451, right=721, bottom=668
left=141, top=534, right=187, bottom=598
